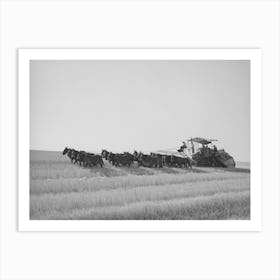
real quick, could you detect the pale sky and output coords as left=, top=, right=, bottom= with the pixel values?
left=30, top=60, right=250, bottom=162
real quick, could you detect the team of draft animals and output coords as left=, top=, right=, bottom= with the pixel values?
left=62, top=147, right=192, bottom=169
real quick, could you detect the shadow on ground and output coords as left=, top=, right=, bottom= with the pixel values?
left=216, top=167, right=250, bottom=174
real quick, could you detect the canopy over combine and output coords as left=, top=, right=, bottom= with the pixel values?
left=190, top=137, right=218, bottom=145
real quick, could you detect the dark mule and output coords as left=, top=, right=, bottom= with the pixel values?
left=85, top=154, right=104, bottom=168
left=63, top=147, right=69, bottom=155
left=123, top=152, right=135, bottom=163
left=108, top=152, right=133, bottom=167
left=76, top=151, right=87, bottom=166
left=134, top=151, right=160, bottom=168
left=101, top=149, right=110, bottom=160
left=63, top=147, right=77, bottom=164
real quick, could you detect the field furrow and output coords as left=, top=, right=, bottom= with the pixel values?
left=32, top=190, right=250, bottom=220
left=30, top=171, right=249, bottom=195
left=30, top=178, right=249, bottom=217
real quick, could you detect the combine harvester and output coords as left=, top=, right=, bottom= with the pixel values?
left=156, top=137, right=235, bottom=168
left=187, top=137, right=235, bottom=168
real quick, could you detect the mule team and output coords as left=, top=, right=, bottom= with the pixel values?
left=62, top=148, right=104, bottom=167
left=63, top=147, right=192, bottom=169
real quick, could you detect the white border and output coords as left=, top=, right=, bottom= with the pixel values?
left=18, top=49, right=262, bottom=232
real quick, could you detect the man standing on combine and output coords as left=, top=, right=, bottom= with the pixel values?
left=177, top=142, right=187, bottom=153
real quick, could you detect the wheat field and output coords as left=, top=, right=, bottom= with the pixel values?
left=30, top=150, right=250, bottom=220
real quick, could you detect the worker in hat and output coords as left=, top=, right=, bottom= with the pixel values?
left=177, top=141, right=187, bottom=153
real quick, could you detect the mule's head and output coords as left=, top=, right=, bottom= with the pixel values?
left=101, top=149, right=109, bottom=159
left=63, top=147, right=69, bottom=155
left=134, top=151, right=143, bottom=161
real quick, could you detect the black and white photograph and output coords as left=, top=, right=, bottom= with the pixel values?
left=2, top=1, right=279, bottom=279
left=27, top=51, right=252, bottom=222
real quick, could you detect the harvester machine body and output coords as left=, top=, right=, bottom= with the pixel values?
left=188, top=137, right=235, bottom=168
